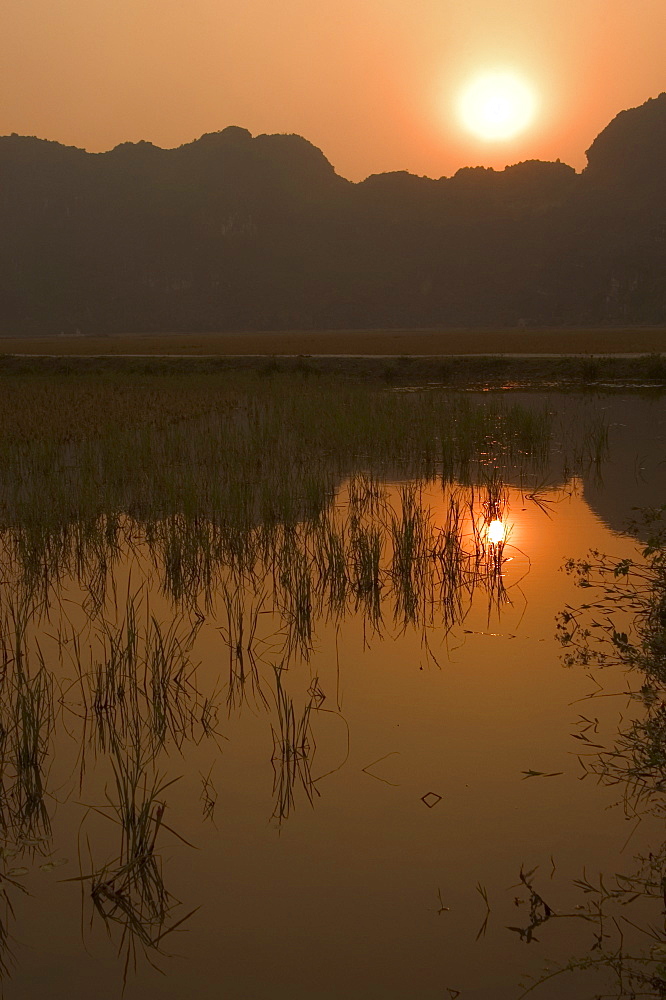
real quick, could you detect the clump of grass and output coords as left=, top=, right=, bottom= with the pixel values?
left=0, top=598, right=54, bottom=849
left=350, top=521, right=383, bottom=627
left=59, top=588, right=217, bottom=759
left=270, top=666, right=318, bottom=824
left=218, top=583, right=269, bottom=712
left=390, top=485, right=431, bottom=628
left=74, top=744, right=196, bottom=986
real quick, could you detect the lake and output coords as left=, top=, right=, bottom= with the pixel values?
left=0, top=374, right=664, bottom=999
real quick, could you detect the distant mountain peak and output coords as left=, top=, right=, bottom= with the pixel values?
left=193, top=126, right=253, bottom=146
left=585, top=92, right=666, bottom=181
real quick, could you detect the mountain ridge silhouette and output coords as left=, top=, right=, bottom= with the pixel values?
left=1, top=94, right=664, bottom=334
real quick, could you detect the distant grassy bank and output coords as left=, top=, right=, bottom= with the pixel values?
left=2, top=327, right=666, bottom=358
left=1, top=348, right=665, bottom=389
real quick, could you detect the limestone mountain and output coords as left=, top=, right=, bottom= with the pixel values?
left=1, top=96, right=664, bottom=334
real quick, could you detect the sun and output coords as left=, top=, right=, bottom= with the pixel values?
left=457, top=71, right=537, bottom=141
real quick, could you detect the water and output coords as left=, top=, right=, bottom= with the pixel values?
left=0, top=385, right=664, bottom=999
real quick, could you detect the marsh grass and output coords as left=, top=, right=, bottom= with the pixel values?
left=0, top=599, right=54, bottom=849
left=350, top=520, right=383, bottom=627
left=200, top=478, right=520, bottom=677
left=0, top=587, right=207, bottom=986
left=0, top=374, right=609, bottom=642
left=74, top=743, right=196, bottom=986
left=390, top=486, right=431, bottom=628
left=57, top=589, right=217, bottom=760
left=0, top=372, right=556, bottom=599
left=270, top=666, right=318, bottom=824
left=0, top=370, right=622, bottom=986
left=201, top=479, right=521, bottom=673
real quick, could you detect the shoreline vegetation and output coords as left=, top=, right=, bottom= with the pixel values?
left=2, top=327, right=666, bottom=357
left=0, top=331, right=666, bottom=388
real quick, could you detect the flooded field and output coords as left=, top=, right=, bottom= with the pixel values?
left=0, top=372, right=664, bottom=999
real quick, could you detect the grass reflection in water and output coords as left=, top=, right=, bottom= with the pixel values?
left=0, top=370, right=619, bottom=992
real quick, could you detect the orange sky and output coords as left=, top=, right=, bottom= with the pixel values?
left=2, top=0, right=664, bottom=181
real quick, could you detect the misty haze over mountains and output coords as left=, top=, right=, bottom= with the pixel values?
left=1, top=95, right=665, bottom=336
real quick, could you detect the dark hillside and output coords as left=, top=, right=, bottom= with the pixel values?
left=1, top=95, right=665, bottom=335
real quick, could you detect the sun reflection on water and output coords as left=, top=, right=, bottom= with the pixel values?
left=487, top=518, right=506, bottom=545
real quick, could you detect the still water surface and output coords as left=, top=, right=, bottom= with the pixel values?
left=2, top=389, right=665, bottom=999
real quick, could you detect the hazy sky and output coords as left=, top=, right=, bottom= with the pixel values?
left=2, top=0, right=664, bottom=180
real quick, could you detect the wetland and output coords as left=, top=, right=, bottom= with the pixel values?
left=0, top=368, right=664, bottom=999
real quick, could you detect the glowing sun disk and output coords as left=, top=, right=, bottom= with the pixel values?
left=458, top=72, right=537, bottom=141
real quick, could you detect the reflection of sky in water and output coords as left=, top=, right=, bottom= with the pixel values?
left=5, top=481, right=659, bottom=1000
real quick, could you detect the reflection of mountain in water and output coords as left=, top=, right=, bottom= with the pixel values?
left=580, top=395, right=666, bottom=538
left=470, top=392, right=666, bottom=539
